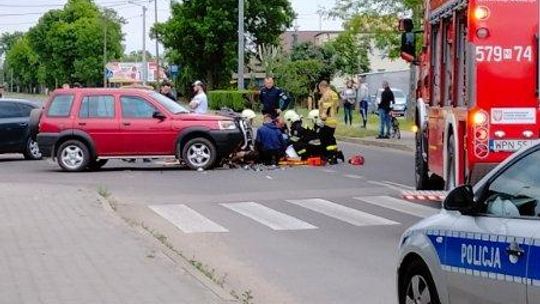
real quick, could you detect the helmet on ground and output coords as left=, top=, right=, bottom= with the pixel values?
left=284, top=110, right=301, bottom=123
left=241, top=109, right=257, bottom=120
left=308, top=110, right=320, bottom=121
left=349, top=155, right=365, bottom=166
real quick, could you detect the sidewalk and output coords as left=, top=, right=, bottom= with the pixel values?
left=338, top=131, right=416, bottom=152
left=0, top=183, right=223, bottom=304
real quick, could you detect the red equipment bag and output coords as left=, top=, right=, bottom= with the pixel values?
left=348, top=155, right=365, bottom=166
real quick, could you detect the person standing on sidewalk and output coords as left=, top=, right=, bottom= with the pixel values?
left=259, top=77, right=289, bottom=118
left=340, top=80, right=356, bottom=126
left=189, top=80, right=208, bottom=114
left=377, top=81, right=394, bottom=139
left=357, top=77, right=369, bottom=128
left=160, top=80, right=177, bottom=101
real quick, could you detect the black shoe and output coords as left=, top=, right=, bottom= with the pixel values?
left=376, top=135, right=384, bottom=139
left=338, top=151, right=345, bottom=162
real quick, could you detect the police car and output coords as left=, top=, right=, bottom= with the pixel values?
left=397, top=141, right=540, bottom=304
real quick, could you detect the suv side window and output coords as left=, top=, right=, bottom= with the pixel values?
left=48, top=95, right=74, bottom=117
left=79, top=95, right=115, bottom=118
left=483, top=149, right=540, bottom=218
left=120, top=96, right=156, bottom=118
left=0, top=102, right=23, bottom=118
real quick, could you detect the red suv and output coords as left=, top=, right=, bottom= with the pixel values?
left=35, top=88, right=244, bottom=172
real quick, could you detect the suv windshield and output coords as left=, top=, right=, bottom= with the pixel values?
left=150, top=92, right=190, bottom=114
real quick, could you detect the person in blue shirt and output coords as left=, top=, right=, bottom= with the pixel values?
left=259, top=77, right=289, bottom=118
left=256, top=114, right=287, bottom=165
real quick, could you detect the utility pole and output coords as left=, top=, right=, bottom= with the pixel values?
left=154, top=0, right=160, bottom=84
left=103, top=20, right=108, bottom=88
left=130, top=1, right=148, bottom=85
left=237, top=0, right=245, bottom=90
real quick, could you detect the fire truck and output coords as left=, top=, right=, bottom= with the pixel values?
left=400, top=0, right=540, bottom=190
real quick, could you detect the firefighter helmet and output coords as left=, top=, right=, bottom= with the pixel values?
left=241, top=109, right=257, bottom=120
left=307, top=110, right=320, bottom=122
left=284, top=110, right=301, bottom=123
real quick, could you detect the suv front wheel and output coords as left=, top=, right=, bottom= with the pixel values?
left=181, top=138, right=217, bottom=170
left=57, top=140, right=91, bottom=172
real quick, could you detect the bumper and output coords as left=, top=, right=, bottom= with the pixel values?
left=210, top=129, right=244, bottom=156
left=36, top=133, right=59, bottom=158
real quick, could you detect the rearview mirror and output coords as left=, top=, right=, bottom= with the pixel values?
left=152, top=111, right=166, bottom=120
left=444, top=185, right=476, bottom=214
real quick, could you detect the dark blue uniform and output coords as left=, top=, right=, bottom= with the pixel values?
left=259, top=86, right=289, bottom=117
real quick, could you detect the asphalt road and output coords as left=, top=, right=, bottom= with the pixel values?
left=0, top=142, right=440, bottom=304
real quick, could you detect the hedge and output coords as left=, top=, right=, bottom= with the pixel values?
left=208, top=90, right=260, bottom=112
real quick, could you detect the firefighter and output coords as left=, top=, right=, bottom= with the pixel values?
left=317, top=81, right=345, bottom=164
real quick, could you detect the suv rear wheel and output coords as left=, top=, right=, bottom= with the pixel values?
left=181, top=138, right=217, bottom=170
left=57, top=140, right=90, bottom=172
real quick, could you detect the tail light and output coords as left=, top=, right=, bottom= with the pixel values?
left=471, top=109, right=490, bottom=159
left=474, top=6, right=490, bottom=21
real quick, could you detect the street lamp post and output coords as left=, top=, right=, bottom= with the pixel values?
left=154, top=0, right=160, bottom=84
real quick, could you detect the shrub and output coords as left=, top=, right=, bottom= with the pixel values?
left=208, top=90, right=260, bottom=112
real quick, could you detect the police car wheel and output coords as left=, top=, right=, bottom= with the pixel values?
left=400, top=260, right=440, bottom=304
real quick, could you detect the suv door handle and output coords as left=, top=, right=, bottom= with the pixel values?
left=78, top=122, right=86, bottom=126
left=506, top=242, right=525, bottom=258
left=122, top=122, right=131, bottom=126
left=19, top=122, right=28, bottom=127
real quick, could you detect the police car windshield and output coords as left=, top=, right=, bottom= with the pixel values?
left=151, top=92, right=189, bottom=114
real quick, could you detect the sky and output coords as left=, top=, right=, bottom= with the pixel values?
left=0, top=0, right=343, bottom=55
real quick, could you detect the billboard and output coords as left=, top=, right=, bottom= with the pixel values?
left=105, top=61, right=167, bottom=83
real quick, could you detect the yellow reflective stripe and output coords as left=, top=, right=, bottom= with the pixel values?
left=326, top=145, right=338, bottom=151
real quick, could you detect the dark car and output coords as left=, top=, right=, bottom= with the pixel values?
left=0, top=98, right=42, bottom=160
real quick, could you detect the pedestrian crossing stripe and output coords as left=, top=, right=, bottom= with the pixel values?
left=354, top=196, right=438, bottom=218
left=149, top=196, right=436, bottom=233
left=149, top=204, right=228, bottom=233
left=286, top=198, right=399, bottom=227
left=401, top=190, right=447, bottom=202
left=221, top=202, right=317, bottom=231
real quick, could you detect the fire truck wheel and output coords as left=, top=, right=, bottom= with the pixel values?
left=445, top=134, right=457, bottom=190
left=415, top=127, right=430, bottom=190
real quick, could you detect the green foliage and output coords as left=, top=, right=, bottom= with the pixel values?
left=122, top=50, right=155, bottom=62
left=4, top=37, right=39, bottom=91
left=273, top=59, right=324, bottom=101
left=329, top=31, right=370, bottom=75
left=327, top=0, right=424, bottom=59
left=154, top=0, right=294, bottom=91
left=208, top=90, right=259, bottom=111
left=5, top=0, right=125, bottom=89
left=0, top=31, right=24, bottom=56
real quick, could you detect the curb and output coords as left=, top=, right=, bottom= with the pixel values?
left=97, top=195, right=237, bottom=303
left=337, top=135, right=415, bottom=152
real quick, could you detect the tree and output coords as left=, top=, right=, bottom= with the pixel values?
left=122, top=50, right=155, bottom=62
left=153, top=0, right=294, bottom=91
left=329, top=31, right=370, bottom=75
left=290, top=42, right=338, bottom=81
left=274, top=59, right=324, bottom=102
left=26, top=0, right=124, bottom=88
left=4, top=37, right=39, bottom=92
left=327, top=0, right=423, bottom=59
left=0, top=32, right=24, bottom=57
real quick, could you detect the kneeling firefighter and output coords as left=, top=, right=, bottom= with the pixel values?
left=317, top=81, right=345, bottom=164
left=284, top=110, right=323, bottom=160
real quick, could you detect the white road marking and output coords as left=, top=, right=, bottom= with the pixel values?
left=265, top=175, right=273, bottom=180
left=221, top=202, right=317, bottom=231
left=344, top=174, right=364, bottom=179
left=354, top=196, right=438, bottom=218
left=149, top=204, right=228, bottom=233
left=321, top=169, right=337, bottom=173
left=286, top=198, right=399, bottom=226
left=382, top=181, right=415, bottom=190
left=367, top=180, right=405, bottom=191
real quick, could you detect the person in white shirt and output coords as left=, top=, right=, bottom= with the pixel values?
left=189, top=80, right=208, bottom=114
left=357, top=77, right=369, bottom=128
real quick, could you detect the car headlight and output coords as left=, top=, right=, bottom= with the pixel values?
left=218, top=120, right=237, bottom=130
